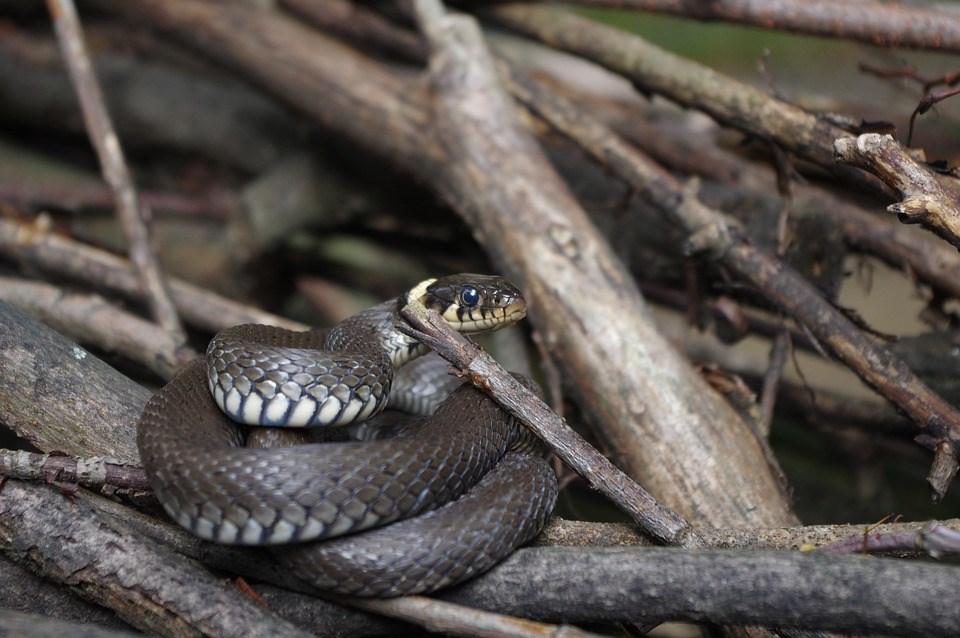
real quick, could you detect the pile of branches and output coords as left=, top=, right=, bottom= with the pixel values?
left=0, top=1, right=959, bottom=637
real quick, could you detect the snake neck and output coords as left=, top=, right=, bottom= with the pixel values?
left=324, top=299, right=429, bottom=371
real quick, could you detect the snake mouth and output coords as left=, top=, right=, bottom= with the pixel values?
left=446, top=297, right=526, bottom=334
left=405, top=274, right=527, bottom=335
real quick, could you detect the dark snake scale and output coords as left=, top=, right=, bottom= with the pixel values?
left=137, top=274, right=558, bottom=596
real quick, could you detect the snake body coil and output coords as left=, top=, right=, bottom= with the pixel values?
left=137, top=274, right=558, bottom=596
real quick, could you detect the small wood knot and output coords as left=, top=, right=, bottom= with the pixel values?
left=548, top=223, right=580, bottom=260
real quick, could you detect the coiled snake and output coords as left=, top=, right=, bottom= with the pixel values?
left=137, top=274, right=558, bottom=597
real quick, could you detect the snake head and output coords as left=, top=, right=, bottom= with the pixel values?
left=400, top=274, right=526, bottom=334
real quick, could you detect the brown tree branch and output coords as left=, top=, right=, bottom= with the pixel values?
left=0, top=183, right=235, bottom=220
left=538, top=517, right=960, bottom=556
left=558, top=79, right=960, bottom=300
left=0, top=216, right=306, bottom=334
left=0, top=448, right=149, bottom=494
left=339, top=595, right=606, bottom=638
left=408, top=0, right=795, bottom=528
left=46, top=0, right=184, bottom=340
left=566, top=0, right=960, bottom=53
left=482, top=4, right=866, bottom=182
left=440, top=545, right=960, bottom=636
left=834, top=133, right=960, bottom=250
left=0, top=24, right=300, bottom=174
left=279, top=0, right=428, bottom=62
left=819, top=519, right=960, bottom=556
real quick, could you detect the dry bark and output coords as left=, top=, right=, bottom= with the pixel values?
left=441, top=546, right=960, bottom=637
left=538, top=517, right=960, bottom=554
left=0, top=479, right=310, bottom=638
left=0, top=557, right=132, bottom=632
left=0, top=609, right=140, bottom=638
left=0, top=276, right=195, bottom=380
left=0, top=300, right=143, bottom=462
left=0, top=448, right=150, bottom=493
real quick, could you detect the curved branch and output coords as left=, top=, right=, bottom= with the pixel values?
left=0, top=276, right=195, bottom=380
left=835, top=133, right=960, bottom=250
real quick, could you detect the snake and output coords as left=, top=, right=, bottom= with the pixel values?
left=137, top=274, right=558, bottom=597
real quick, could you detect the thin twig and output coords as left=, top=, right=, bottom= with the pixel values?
left=398, top=300, right=706, bottom=549
left=565, top=0, right=960, bottom=53
left=482, top=4, right=880, bottom=192
left=759, top=331, right=790, bottom=435
left=818, top=519, right=960, bottom=556
left=45, top=0, right=184, bottom=340
left=582, top=79, right=960, bottom=299
left=0, top=448, right=150, bottom=493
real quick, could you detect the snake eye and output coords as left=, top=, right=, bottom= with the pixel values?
left=459, top=285, right=480, bottom=308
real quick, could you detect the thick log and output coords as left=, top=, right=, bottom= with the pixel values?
left=0, top=479, right=309, bottom=637
left=0, top=300, right=143, bottom=462
left=441, top=546, right=960, bottom=637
